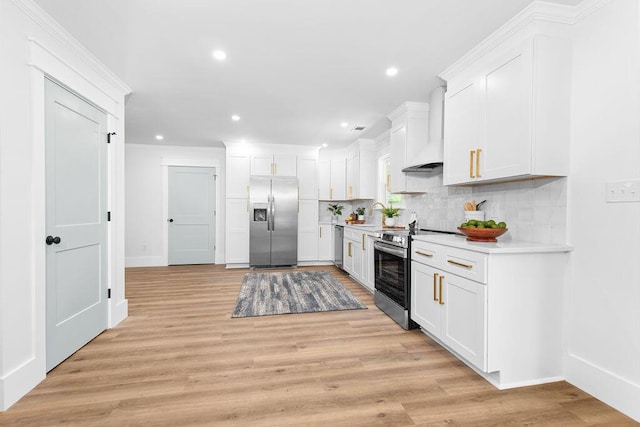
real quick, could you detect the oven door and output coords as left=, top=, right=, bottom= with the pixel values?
left=373, top=240, right=409, bottom=308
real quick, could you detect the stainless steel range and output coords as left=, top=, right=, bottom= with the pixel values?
left=373, top=228, right=460, bottom=330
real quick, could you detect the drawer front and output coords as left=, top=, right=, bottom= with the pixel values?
left=442, top=246, right=487, bottom=284
left=411, top=240, right=441, bottom=268
left=344, top=228, right=358, bottom=240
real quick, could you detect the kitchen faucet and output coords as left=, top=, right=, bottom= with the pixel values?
left=369, top=202, right=386, bottom=227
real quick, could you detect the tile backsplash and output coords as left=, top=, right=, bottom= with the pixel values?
left=400, top=175, right=567, bottom=244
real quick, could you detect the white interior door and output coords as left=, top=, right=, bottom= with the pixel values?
left=45, top=78, right=108, bottom=371
left=168, top=166, right=216, bottom=265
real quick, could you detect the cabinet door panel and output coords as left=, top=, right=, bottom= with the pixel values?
left=441, top=274, right=487, bottom=371
left=351, top=236, right=363, bottom=282
left=251, top=154, right=273, bottom=176
left=297, top=157, right=318, bottom=199
left=226, top=155, right=250, bottom=198
left=389, top=124, right=407, bottom=193
left=411, top=261, right=441, bottom=335
left=273, top=154, right=297, bottom=176
left=225, top=198, right=250, bottom=263
left=318, top=160, right=331, bottom=200
left=343, top=239, right=354, bottom=273
left=318, top=224, right=333, bottom=261
left=482, top=49, right=532, bottom=180
left=330, top=159, right=346, bottom=200
left=297, top=200, right=319, bottom=261
left=443, top=82, right=479, bottom=185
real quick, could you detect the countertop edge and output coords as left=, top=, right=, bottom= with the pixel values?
left=411, top=234, right=574, bottom=254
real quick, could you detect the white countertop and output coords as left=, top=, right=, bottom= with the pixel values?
left=412, top=233, right=573, bottom=254
left=342, top=223, right=381, bottom=233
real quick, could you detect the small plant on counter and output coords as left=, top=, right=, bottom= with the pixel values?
left=327, top=204, right=344, bottom=217
left=381, top=204, right=400, bottom=218
left=355, top=207, right=366, bottom=216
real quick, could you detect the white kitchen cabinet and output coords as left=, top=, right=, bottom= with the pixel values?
left=410, top=235, right=570, bottom=389
left=226, top=154, right=250, bottom=198
left=345, top=139, right=376, bottom=200
left=318, top=157, right=346, bottom=201
left=318, top=223, right=333, bottom=261
left=411, top=259, right=487, bottom=370
left=441, top=11, right=571, bottom=186
left=297, top=156, right=318, bottom=200
left=343, top=226, right=376, bottom=291
left=251, top=153, right=297, bottom=176
left=388, top=102, right=430, bottom=194
left=297, top=200, right=319, bottom=262
left=225, top=198, right=250, bottom=264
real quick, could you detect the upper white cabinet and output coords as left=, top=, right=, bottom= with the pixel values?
left=297, top=156, right=318, bottom=200
left=251, top=153, right=297, bottom=176
left=318, top=154, right=346, bottom=201
left=440, top=7, right=572, bottom=186
left=226, top=154, right=251, bottom=198
left=388, top=102, right=430, bottom=193
left=346, top=139, right=376, bottom=200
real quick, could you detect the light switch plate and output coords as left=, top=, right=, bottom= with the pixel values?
left=605, top=180, right=640, bottom=203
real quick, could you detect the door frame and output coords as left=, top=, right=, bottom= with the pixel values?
left=26, top=39, right=130, bottom=395
left=161, top=158, right=222, bottom=265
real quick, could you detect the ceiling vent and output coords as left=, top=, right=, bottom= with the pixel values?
left=351, top=125, right=366, bottom=132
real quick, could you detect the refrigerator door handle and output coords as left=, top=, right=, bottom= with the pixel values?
left=267, top=195, right=272, bottom=231
left=271, top=195, right=276, bottom=231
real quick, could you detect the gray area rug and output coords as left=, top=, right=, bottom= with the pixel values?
left=231, top=271, right=367, bottom=318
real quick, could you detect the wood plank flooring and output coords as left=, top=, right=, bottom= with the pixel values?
left=0, top=265, right=636, bottom=426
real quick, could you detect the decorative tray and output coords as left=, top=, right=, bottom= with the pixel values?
left=345, top=220, right=366, bottom=224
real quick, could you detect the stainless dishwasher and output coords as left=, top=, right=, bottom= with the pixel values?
left=333, top=224, right=344, bottom=270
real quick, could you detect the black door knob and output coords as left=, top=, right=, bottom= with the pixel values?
left=46, top=236, right=61, bottom=245
left=168, top=218, right=174, bottom=222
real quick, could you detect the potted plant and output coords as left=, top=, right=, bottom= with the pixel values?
left=381, top=204, right=400, bottom=227
left=355, top=207, right=366, bottom=221
left=327, top=204, right=344, bottom=223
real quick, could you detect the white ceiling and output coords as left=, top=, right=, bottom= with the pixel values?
left=34, top=0, right=581, bottom=149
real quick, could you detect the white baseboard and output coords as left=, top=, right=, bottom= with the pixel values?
left=225, top=263, right=249, bottom=269
left=565, top=353, right=640, bottom=422
left=0, top=357, right=45, bottom=411
left=108, top=299, right=128, bottom=328
left=125, top=256, right=165, bottom=267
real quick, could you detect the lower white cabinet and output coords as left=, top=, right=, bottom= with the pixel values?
left=225, top=198, right=250, bottom=264
left=318, top=223, right=333, bottom=261
left=412, top=261, right=486, bottom=369
left=410, top=237, right=570, bottom=389
left=297, top=200, right=319, bottom=262
left=343, top=227, right=375, bottom=292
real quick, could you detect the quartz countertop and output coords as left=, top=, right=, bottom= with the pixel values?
left=411, top=234, right=573, bottom=254
left=343, top=223, right=380, bottom=233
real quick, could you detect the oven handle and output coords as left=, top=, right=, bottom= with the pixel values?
left=374, top=240, right=407, bottom=258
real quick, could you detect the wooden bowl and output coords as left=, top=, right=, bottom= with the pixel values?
left=458, top=227, right=507, bottom=242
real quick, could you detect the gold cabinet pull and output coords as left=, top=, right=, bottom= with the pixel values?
left=476, top=148, right=482, bottom=178
left=469, top=150, right=475, bottom=178
left=274, top=163, right=277, bottom=175
left=348, top=242, right=352, bottom=257
left=439, top=276, right=444, bottom=305
left=386, top=175, right=390, bottom=191
left=320, top=226, right=322, bottom=238
left=348, top=185, right=353, bottom=199
left=415, top=250, right=433, bottom=258
left=433, top=273, right=439, bottom=301
left=362, top=234, right=365, bottom=251
left=447, top=259, right=473, bottom=269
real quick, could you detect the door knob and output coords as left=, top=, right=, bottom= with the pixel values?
left=168, top=218, right=174, bottom=222
left=46, top=236, right=61, bottom=245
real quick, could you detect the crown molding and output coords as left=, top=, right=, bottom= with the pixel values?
left=9, top=0, right=132, bottom=96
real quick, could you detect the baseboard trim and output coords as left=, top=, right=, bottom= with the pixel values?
left=565, top=353, right=640, bottom=422
left=0, top=356, right=45, bottom=411
left=125, top=256, right=165, bottom=267
left=108, top=298, right=128, bottom=328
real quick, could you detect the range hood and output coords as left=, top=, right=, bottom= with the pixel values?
left=402, top=162, right=443, bottom=173
left=401, top=86, right=446, bottom=174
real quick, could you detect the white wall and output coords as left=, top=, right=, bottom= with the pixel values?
left=0, top=0, right=130, bottom=410
left=564, top=0, right=640, bottom=421
left=125, top=144, right=226, bottom=266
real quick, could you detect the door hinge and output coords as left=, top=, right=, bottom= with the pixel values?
left=108, top=288, right=112, bottom=299
left=107, top=132, right=116, bottom=144
left=107, top=211, right=111, bottom=221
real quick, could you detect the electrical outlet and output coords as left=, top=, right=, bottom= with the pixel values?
left=605, top=180, right=640, bottom=203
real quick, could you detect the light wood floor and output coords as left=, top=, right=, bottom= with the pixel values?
left=0, top=265, right=635, bottom=426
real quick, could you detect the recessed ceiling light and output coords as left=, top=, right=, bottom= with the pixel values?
left=340, top=122, right=349, bottom=128
left=386, top=67, right=399, bottom=77
left=212, top=50, right=227, bottom=61
left=231, top=115, right=240, bottom=121
left=155, top=134, right=164, bottom=140
left=322, top=143, right=328, bottom=147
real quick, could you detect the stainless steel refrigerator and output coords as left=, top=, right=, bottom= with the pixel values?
left=249, top=176, right=298, bottom=267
